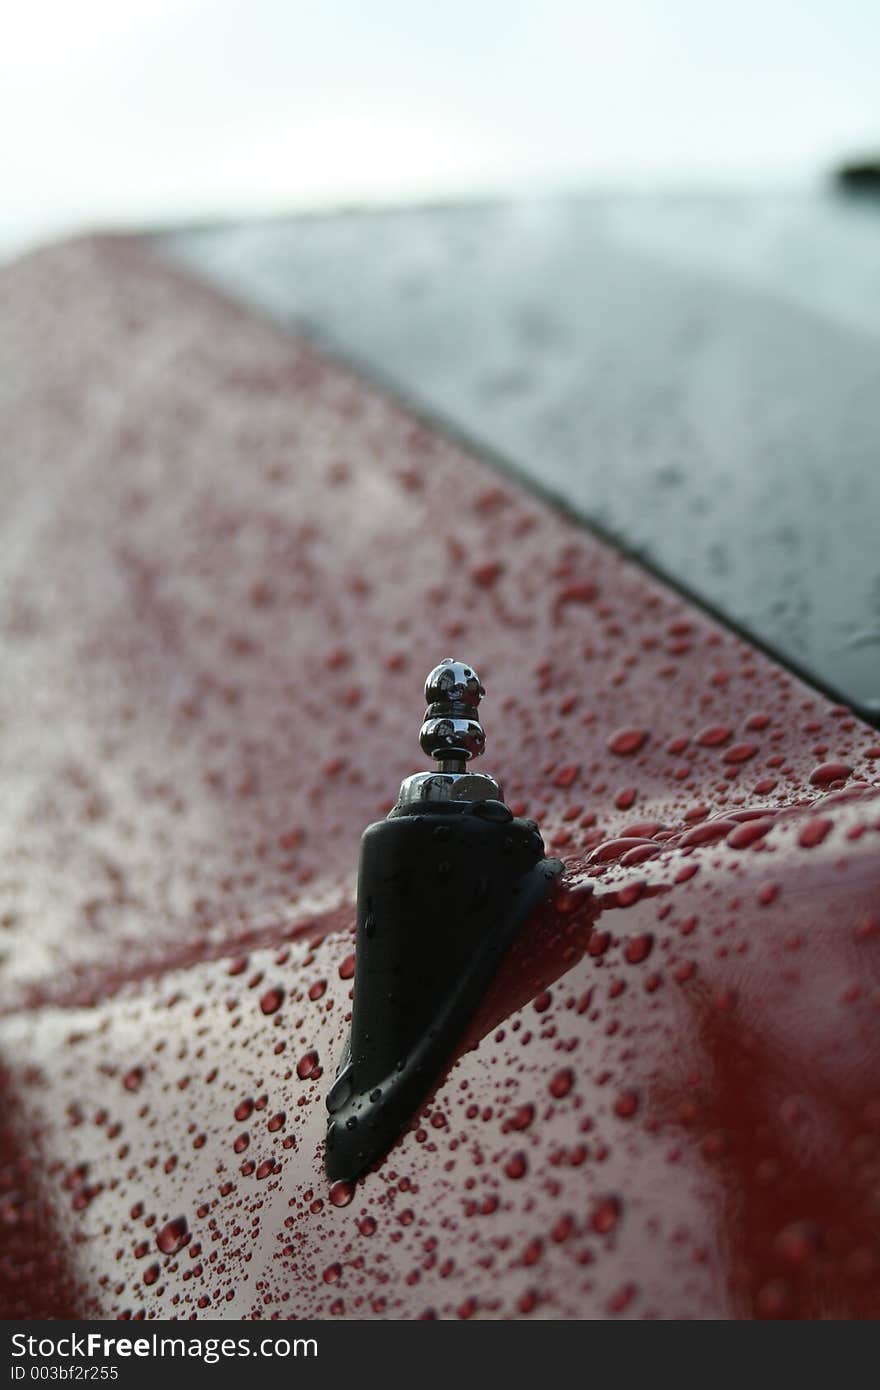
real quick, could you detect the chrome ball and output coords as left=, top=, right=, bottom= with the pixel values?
left=419, top=716, right=486, bottom=761
left=420, top=658, right=486, bottom=763
left=423, top=658, right=484, bottom=711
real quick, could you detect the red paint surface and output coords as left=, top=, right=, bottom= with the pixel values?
left=0, top=237, right=879, bottom=1318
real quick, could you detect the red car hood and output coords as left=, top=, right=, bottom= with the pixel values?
left=1, top=237, right=878, bottom=1318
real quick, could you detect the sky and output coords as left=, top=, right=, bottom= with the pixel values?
left=1, top=0, right=878, bottom=259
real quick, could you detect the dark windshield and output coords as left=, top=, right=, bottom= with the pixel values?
left=163, top=194, right=880, bottom=722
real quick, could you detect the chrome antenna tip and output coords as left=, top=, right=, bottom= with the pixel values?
left=419, top=658, right=486, bottom=767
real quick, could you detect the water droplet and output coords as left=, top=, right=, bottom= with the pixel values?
left=607, top=1283, right=636, bottom=1314
left=773, top=1221, right=818, bottom=1267
left=550, top=1069, right=573, bottom=1099
left=608, top=728, right=648, bottom=756
left=722, top=743, right=758, bottom=764
left=809, top=761, right=852, bottom=787
left=551, top=1214, right=574, bottom=1243
left=696, top=725, right=731, bottom=747
left=591, top=837, right=653, bottom=863
left=471, top=561, right=503, bottom=588
left=619, top=843, right=659, bottom=866
left=614, top=1090, right=639, bottom=1119
left=726, top=817, right=774, bottom=848
left=510, top=1103, right=535, bottom=1130
left=557, top=580, right=596, bottom=605
left=590, top=1196, right=621, bottom=1234
left=755, top=1279, right=792, bottom=1318
left=297, top=1049, right=320, bottom=1080
left=259, top=986, right=284, bottom=1015
left=156, top=1217, right=188, bottom=1256
left=553, top=764, right=580, bottom=789
left=624, top=933, right=654, bottom=965
left=617, top=880, right=646, bottom=907
left=799, top=817, right=832, bottom=848
left=504, top=1151, right=528, bottom=1180
left=680, top=820, right=736, bottom=847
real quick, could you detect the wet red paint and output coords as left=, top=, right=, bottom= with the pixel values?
left=0, top=237, right=879, bottom=1318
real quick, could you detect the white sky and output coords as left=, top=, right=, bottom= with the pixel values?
left=1, top=0, right=878, bottom=259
